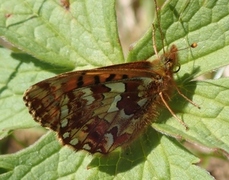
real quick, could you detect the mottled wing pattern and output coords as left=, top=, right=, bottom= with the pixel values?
left=24, top=46, right=178, bottom=154
left=25, top=63, right=157, bottom=153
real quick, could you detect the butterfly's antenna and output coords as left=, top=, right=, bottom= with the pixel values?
left=152, top=24, right=159, bottom=58
left=178, top=42, right=198, bottom=51
left=174, top=42, right=200, bottom=109
left=191, top=42, right=198, bottom=48
left=153, top=0, right=165, bottom=55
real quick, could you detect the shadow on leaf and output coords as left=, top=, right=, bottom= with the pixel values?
left=88, top=127, right=161, bottom=175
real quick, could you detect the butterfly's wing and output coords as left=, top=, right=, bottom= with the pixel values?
left=24, top=61, right=165, bottom=154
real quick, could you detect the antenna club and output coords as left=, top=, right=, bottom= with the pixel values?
left=191, top=42, right=198, bottom=48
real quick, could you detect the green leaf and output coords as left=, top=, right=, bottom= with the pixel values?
left=0, top=131, right=212, bottom=179
left=153, top=78, right=229, bottom=155
left=0, top=47, right=57, bottom=138
left=128, top=0, right=229, bottom=78
left=0, top=0, right=124, bottom=69
left=0, top=0, right=228, bottom=179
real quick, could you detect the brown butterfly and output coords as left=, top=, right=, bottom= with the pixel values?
left=23, top=0, right=198, bottom=154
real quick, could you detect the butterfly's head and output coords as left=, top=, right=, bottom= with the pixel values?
left=161, top=45, right=179, bottom=73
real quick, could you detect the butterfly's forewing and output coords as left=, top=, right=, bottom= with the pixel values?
left=24, top=46, right=178, bottom=154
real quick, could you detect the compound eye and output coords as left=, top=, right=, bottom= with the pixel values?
left=165, top=58, right=173, bottom=69
left=173, top=63, right=181, bottom=73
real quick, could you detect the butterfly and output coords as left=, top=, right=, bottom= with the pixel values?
left=23, top=44, right=193, bottom=154
left=23, top=0, right=198, bottom=154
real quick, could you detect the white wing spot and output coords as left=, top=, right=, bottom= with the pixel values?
left=60, top=105, right=69, bottom=119
left=81, top=88, right=93, bottom=96
left=119, top=109, right=133, bottom=119
left=104, top=133, right=114, bottom=151
left=141, top=77, right=153, bottom=86
left=106, top=82, right=125, bottom=93
left=83, top=144, right=91, bottom=150
left=61, top=118, right=68, bottom=128
left=137, top=98, right=148, bottom=107
left=107, top=95, right=121, bottom=112
left=85, top=95, right=95, bottom=105
left=63, top=132, right=70, bottom=139
left=70, top=138, right=79, bottom=145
